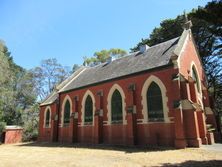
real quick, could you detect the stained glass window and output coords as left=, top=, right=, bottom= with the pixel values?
left=85, top=95, right=93, bottom=123
left=64, top=100, right=70, bottom=124
left=45, top=109, right=50, bottom=127
left=192, top=67, right=200, bottom=93
left=111, top=90, right=123, bottom=122
left=147, top=82, right=164, bottom=121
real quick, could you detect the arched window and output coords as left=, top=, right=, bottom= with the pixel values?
left=146, top=82, right=164, bottom=121
left=192, top=67, right=200, bottom=93
left=45, top=109, right=50, bottom=127
left=111, top=89, right=122, bottom=122
left=85, top=95, right=93, bottom=123
left=64, top=100, right=71, bottom=124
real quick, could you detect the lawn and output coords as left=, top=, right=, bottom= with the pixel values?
left=0, top=142, right=222, bottom=167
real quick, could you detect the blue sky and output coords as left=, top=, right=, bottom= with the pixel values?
left=0, top=0, right=210, bottom=69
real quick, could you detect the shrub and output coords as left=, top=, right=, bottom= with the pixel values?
left=22, top=121, right=38, bottom=142
left=0, top=122, right=6, bottom=143
left=0, top=122, right=6, bottom=134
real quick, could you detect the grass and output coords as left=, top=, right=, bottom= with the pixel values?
left=0, top=142, right=222, bottom=167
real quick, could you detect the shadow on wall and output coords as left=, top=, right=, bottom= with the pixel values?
left=17, top=141, right=176, bottom=153
left=160, top=160, right=222, bottom=167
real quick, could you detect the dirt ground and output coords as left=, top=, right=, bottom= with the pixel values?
left=0, top=142, right=222, bottom=167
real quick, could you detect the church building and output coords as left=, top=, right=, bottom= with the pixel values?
left=38, top=21, right=218, bottom=148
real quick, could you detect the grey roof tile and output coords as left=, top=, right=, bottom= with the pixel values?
left=61, top=37, right=179, bottom=92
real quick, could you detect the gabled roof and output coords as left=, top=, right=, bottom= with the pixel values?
left=40, top=29, right=192, bottom=106
left=59, top=37, right=179, bottom=92
left=39, top=91, right=58, bottom=106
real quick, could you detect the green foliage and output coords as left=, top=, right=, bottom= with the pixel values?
left=1, top=40, right=71, bottom=141
left=0, top=52, right=10, bottom=84
left=0, top=122, right=6, bottom=134
left=0, top=40, right=38, bottom=143
left=22, top=103, right=39, bottom=141
left=0, top=121, right=6, bottom=143
left=83, top=48, right=127, bottom=65
left=72, top=64, right=80, bottom=73
left=1, top=41, right=37, bottom=125
left=131, top=16, right=185, bottom=50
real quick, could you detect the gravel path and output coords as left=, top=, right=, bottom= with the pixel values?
left=200, top=143, right=222, bottom=153
left=0, top=142, right=222, bottom=167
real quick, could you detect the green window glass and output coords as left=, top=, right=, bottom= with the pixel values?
left=45, top=109, right=50, bottom=127
left=85, top=95, right=93, bottom=123
left=147, top=82, right=164, bottom=121
left=111, top=90, right=122, bottom=122
left=64, top=100, right=70, bottom=124
left=192, top=67, right=200, bottom=93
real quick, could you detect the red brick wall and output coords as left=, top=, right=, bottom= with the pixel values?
left=4, top=129, right=23, bottom=144
left=179, top=37, right=206, bottom=86
left=51, top=66, right=179, bottom=146
left=38, top=103, right=57, bottom=142
left=177, top=34, right=215, bottom=147
left=137, top=123, right=175, bottom=146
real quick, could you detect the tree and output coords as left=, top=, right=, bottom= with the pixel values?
left=83, top=48, right=127, bottom=65
left=192, top=2, right=222, bottom=123
left=0, top=121, right=6, bottom=142
left=1, top=41, right=37, bottom=124
left=131, top=0, right=222, bottom=132
left=0, top=45, right=10, bottom=85
left=131, top=16, right=184, bottom=51
left=0, top=42, right=11, bottom=118
left=1, top=42, right=73, bottom=140
left=0, top=41, right=37, bottom=126
left=22, top=103, right=39, bottom=141
left=31, top=58, right=71, bottom=100
left=72, top=64, right=81, bottom=73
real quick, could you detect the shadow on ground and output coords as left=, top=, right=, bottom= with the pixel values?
left=160, top=160, right=222, bottom=167
left=17, top=141, right=176, bottom=153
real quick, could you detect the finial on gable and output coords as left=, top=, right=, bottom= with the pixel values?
left=183, top=10, right=192, bottom=30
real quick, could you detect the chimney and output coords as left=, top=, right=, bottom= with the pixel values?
left=139, top=44, right=149, bottom=53
left=107, top=56, right=116, bottom=64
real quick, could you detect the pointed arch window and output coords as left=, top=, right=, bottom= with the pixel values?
left=45, top=109, right=50, bottom=127
left=64, top=100, right=71, bottom=124
left=111, top=89, right=123, bottom=122
left=147, top=82, right=164, bottom=121
left=192, top=67, right=200, bottom=93
left=85, top=95, right=93, bottom=123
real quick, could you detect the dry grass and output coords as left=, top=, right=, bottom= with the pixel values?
left=0, top=142, right=222, bottom=167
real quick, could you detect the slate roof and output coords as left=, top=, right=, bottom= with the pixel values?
left=40, top=91, right=58, bottom=106
left=40, top=28, right=192, bottom=106
left=59, top=37, right=179, bottom=92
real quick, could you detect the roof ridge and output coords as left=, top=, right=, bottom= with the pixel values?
left=39, top=91, right=57, bottom=106
left=56, top=66, right=86, bottom=90
left=86, top=53, right=136, bottom=69
left=174, top=29, right=190, bottom=56
left=59, top=67, right=87, bottom=92
left=148, top=37, right=180, bottom=49
left=87, top=38, right=180, bottom=69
